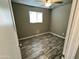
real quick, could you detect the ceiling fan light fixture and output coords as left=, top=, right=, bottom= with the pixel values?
left=45, top=2, right=52, bottom=7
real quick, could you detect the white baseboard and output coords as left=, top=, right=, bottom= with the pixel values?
left=19, top=32, right=65, bottom=40
left=49, top=32, right=65, bottom=39
left=19, top=32, right=49, bottom=40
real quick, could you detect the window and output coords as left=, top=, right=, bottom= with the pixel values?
left=29, top=11, right=43, bottom=23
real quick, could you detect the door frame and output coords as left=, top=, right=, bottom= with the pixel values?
left=62, top=0, right=79, bottom=59
left=9, top=0, right=22, bottom=58
left=0, top=0, right=22, bottom=59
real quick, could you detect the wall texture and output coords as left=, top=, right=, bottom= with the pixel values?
left=50, top=4, right=71, bottom=37
left=12, top=3, right=51, bottom=38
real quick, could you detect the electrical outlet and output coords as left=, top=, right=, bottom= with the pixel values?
left=62, top=33, right=65, bottom=35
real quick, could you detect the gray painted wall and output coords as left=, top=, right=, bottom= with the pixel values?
left=12, top=3, right=51, bottom=38
left=12, top=2, right=72, bottom=39
left=50, top=4, right=71, bottom=37
left=75, top=47, right=79, bottom=59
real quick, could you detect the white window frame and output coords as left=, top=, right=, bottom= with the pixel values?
left=29, top=11, right=43, bottom=23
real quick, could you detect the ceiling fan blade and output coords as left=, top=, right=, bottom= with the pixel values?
left=54, top=1, right=63, bottom=4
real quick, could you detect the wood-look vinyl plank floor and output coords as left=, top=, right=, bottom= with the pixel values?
left=19, top=33, right=64, bottom=59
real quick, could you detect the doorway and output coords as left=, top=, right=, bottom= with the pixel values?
left=11, top=0, right=73, bottom=59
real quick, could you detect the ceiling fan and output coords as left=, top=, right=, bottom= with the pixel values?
left=36, top=0, right=63, bottom=7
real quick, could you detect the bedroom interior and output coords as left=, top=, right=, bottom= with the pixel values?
left=1, top=0, right=79, bottom=59
left=11, top=0, right=72, bottom=59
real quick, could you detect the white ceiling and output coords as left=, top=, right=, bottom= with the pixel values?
left=11, top=0, right=72, bottom=9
